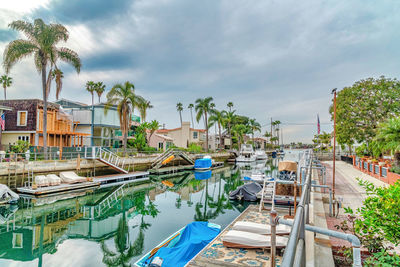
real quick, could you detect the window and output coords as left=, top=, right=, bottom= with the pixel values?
left=158, top=142, right=164, bottom=150
left=18, top=136, right=29, bottom=142
left=12, top=233, right=23, bottom=248
left=17, top=111, right=28, bottom=126
left=193, top=131, right=198, bottom=139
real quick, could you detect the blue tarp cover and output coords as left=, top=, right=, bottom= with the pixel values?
left=194, top=158, right=212, bottom=169
left=151, top=221, right=220, bottom=267
left=194, top=170, right=212, bottom=180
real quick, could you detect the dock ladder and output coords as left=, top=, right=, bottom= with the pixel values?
left=259, top=178, right=276, bottom=212
left=84, top=147, right=129, bottom=174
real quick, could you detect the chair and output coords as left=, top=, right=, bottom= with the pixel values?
left=46, top=174, right=61, bottom=186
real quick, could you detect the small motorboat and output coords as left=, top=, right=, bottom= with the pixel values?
left=229, top=182, right=262, bottom=202
left=135, top=221, right=221, bottom=267
left=194, top=157, right=212, bottom=170
left=0, top=184, right=19, bottom=205
left=255, top=150, right=268, bottom=160
left=236, top=144, right=257, bottom=162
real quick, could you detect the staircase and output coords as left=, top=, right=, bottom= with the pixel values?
left=82, top=183, right=126, bottom=219
left=85, top=147, right=129, bottom=174
left=259, top=180, right=277, bottom=211
left=151, top=149, right=195, bottom=169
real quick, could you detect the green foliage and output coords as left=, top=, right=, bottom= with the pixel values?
left=10, top=140, right=30, bottom=153
left=355, top=143, right=369, bottom=157
left=364, top=250, right=400, bottom=267
left=375, top=117, right=400, bottom=166
left=312, top=131, right=331, bottom=151
left=187, top=143, right=203, bottom=153
left=330, top=76, right=400, bottom=148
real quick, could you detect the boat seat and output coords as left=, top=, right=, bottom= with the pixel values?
left=46, top=174, right=61, bottom=186
left=222, top=230, right=288, bottom=248
left=35, top=175, right=49, bottom=187
left=232, top=221, right=291, bottom=235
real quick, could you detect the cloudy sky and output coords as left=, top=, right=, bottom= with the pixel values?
left=1, top=0, right=400, bottom=143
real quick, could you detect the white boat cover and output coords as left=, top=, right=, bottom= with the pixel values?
left=59, top=171, right=86, bottom=184
left=35, top=175, right=49, bottom=187
left=232, top=221, right=291, bottom=235
left=46, top=174, right=61, bottom=186
left=223, top=230, right=288, bottom=247
left=0, top=184, right=19, bottom=202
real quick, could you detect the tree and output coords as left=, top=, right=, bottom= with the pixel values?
left=232, top=124, right=247, bottom=149
left=86, top=81, right=96, bottom=106
left=176, top=102, right=183, bottom=125
left=272, top=120, right=281, bottom=145
left=0, top=75, right=12, bottom=100
left=330, top=76, right=400, bottom=148
left=195, top=97, right=214, bottom=152
left=188, top=103, right=194, bottom=127
left=375, top=117, right=400, bottom=167
left=138, top=100, right=153, bottom=123
left=105, top=81, right=142, bottom=153
left=3, top=19, right=81, bottom=156
left=249, top=119, right=261, bottom=147
left=51, top=69, right=63, bottom=100
left=313, top=131, right=331, bottom=151
left=208, top=109, right=225, bottom=149
left=147, top=120, right=160, bottom=145
left=95, top=82, right=106, bottom=103
left=223, top=110, right=236, bottom=149
left=227, top=102, right=233, bottom=112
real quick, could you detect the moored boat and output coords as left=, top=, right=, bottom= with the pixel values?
left=236, top=144, right=257, bottom=162
left=255, top=150, right=268, bottom=160
left=135, top=221, right=221, bottom=267
left=194, top=157, right=212, bottom=170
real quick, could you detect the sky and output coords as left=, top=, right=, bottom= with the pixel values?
left=1, top=0, right=400, bottom=143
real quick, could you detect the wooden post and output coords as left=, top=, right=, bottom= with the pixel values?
left=77, top=154, right=81, bottom=170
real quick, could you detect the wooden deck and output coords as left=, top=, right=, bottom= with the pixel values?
left=188, top=205, right=289, bottom=267
left=17, top=181, right=101, bottom=195
left=94, top=171, right=149, bottom=185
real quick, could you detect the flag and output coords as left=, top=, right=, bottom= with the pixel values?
left=0, top=113, right=5, bottom=131
left=317, top=114, right=320, bottom=135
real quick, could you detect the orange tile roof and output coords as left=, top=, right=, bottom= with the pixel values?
left=156, top=127, right=206, bottom=133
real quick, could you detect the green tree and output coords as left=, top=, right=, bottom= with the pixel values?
left=0, top=75, right=12, bottom=100
left=147, top=120, right=160, bottom=145
left=330, top=76, right=400, bottom=148
left=105, top=81, right=142, bottom=153
left=188, top=103, right=194, bottom=127
left=223, top=110, right=236, bottom=149
left=249, top=118, right=261, bottom=147
left=138, top=100, right=153, bottom=123
left=51, top=69, right=63, bottom=100
left=3, top=19, right=81, bottom=156
left=95, top=82, right=106, bottom=103
left=208, top=109, right=225, bottom=149
left=227, top=102, right=233, bottom=112
left=86, top=81, right=96, bottom=106
left=375, top=117, right=400, bottom=167
left=232, top=124, right=247, bottom=149
left=176, top=102, right=183, bottom=125
left=195, top=97, right=214, bottom=152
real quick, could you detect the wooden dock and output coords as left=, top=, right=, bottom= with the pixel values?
left=17, top=181, right=101, bottom=195
left=188, top=205, right=289, bottom=267
left=149, top=162, right=224, bottom=175
left=94, top=171, right=149, bottom=185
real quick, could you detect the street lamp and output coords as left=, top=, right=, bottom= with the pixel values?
left=331, top=88, right=337, bottom=201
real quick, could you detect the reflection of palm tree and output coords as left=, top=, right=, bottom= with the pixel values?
left=175, top=196, right=182, bottom=209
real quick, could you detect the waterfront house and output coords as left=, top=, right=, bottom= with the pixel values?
left=0, top=99, right=88, bottom=149
left=147, top=132, right=174, bottom=150
left=155, top=121, right=206, bottom=149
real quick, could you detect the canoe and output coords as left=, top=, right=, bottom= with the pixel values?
left=162, top=155, right=175, bottom=165
left=135, top=221, right=221, bottom=267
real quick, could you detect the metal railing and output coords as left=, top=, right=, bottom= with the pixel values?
left=269, top=151, right=362, bottom=267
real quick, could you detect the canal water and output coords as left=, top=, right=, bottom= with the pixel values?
left=0, top=151, right=300, bottom=267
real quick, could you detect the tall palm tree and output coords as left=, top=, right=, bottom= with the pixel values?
left=105, top=81, right=142, bottom=153
left=51, top=69, right=64, bottom=100
left=86, top=81, right=96, bottom=146
left=188, top=103, right=194, bottom=127
left=3, top=19, right=81, bottom=156
left=223, top=110, right=236, bottom=149
left=147, top=119, right=160, bottom=145
left=227, top=102, right=233, bottom=112
left=195, top=97, right=214, bottom=152
left=176, top=102, right=183, bottom=125
left=232, top=124, right=247, bottom=149
left=208, top=109, right=225, bottom=149
left=138, top=100, right=153, bottom=123
left=0, top=75, right=12, bottom=100
left=86, top=81, right=96, bottom=106
left=249, top=119, right=261, bottom=147
left=95, top=82, right=106, bottom=103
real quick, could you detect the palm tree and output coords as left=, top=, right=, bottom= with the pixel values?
left=223, top=110, right=236, bottom=149
left=208, top=109, right=225, bottom=149
left=195, top=97, right=214, bottom=152
left=51, top=69, right=64, bottom=100
left=105, top=81, right=142, bottom=153
left=0, top=75, right=12, bottom=100
left=138, top=100, right=153, bottom=123
left=86, top=81, right=96, bottom=106
left=227, top=102, right=233, bottom=112
left=147, top=120, right=160, bottom=145
left=176, top=102, right=183, bottom=125
left=249, top=119, right=261, bottom=147
left=232, top=124, right=247, bottom=149
left=188, top=103, right=194, bottom=127
left=3, top=19, right=81, bottom=157
left=95, top=82, right=106, bottom=103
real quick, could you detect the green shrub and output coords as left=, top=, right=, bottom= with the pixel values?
left=10, top=140, right=30, bottom=154
left=364, top=250, right=400, bottom=267
left=187, top=143, right=202, bottom=153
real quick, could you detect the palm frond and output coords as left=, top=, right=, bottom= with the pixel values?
left=8, top=20, right=36, bottom=43
left=57, top=47, right=81, bottom=73
left=3, top=39, right=38, bottom=73
left=49, top=23, right=69, bottom=42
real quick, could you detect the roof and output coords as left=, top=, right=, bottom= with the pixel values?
left=0, top=99, right=60, bottom=110
left=0, top=105, right=12, bottom=111
left=154, top=133, right=174, bottom=141
left=156, top=127, right=206, bottom=133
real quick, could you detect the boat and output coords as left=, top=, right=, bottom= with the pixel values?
left=236, top=144, right=257, bottom=162
left=194, top=156, right=212, bottom=170
left=194, top=170, right=212, bottom=180
left=278, top=160, right=297, bottom=181
left=135, top=221, right=221, bottom=267
left=255, top=150, right=268, bottom=160
left=0, top=184, right=19, bottom=205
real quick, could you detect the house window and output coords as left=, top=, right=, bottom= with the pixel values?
left=12, top=233, right=23, bottom=248
left=158, top=142, right=164, bottom=150
left=193, top=131, right=198, bottom=139
left=18, top=136, right=29, bottom=142
left=17, top=111, right=28, bottom=126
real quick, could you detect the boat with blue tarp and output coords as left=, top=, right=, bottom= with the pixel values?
left=135, top=221, right=221, bottom=267
left=194, top=157, right=212, bottom=170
